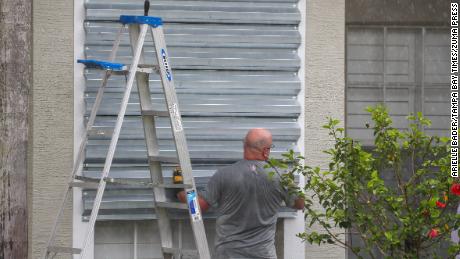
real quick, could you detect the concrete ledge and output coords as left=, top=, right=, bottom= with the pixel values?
left=346, top=0, right=450, bottom=26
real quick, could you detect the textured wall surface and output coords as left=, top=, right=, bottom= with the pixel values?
left=305, top=0, right=346, bottom=258
left=31, top=0, right=74, bottom=258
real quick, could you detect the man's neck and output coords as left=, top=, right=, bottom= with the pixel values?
left=243, top=154, right=264, bottom=161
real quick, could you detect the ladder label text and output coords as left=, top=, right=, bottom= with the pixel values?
left=161, top=49, right=172, bottom=81
left=169, top=103, right=183, bottom=132
left=187, top=190, right=202, bottom=222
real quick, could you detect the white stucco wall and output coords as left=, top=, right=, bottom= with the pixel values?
left=31, top=0, right=74, bottom=258
left=305, top=0, right=346, bottom=258
left=282, top=0, right=308, bottom=258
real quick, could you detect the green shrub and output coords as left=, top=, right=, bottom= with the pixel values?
left=271, top=105, right=460, bottom=258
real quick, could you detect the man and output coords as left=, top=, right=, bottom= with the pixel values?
left=178, top=128, right=304, bottom=259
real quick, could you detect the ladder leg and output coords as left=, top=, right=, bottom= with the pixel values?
left=72, top=24, right=125, bottom=181
left=150, top=26, right=211, bottom=259
left=80, top=24, right=149, bottom=259
left=178, top=220, right=183, bottom=259
left=43, top=24, right=126, bottom=259
left=44, top=63, right=112, bottom=259
left=108, top=25, right=125, bottom=61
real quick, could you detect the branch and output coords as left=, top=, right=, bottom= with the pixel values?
left=406, top=136, right=434, bottom=188
left=318, top=220, right=358, bottom=254
left=351, top=224, right=383, bottom=259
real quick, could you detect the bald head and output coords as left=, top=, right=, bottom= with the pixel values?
left=243, top=128, right=273, bottom=161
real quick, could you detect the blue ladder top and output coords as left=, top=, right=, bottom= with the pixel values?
left=77, top=59, right=126, bottom=71
left=120, top=15, right=163, bottom=27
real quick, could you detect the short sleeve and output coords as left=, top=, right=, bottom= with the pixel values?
left=202, top=171, right=222, bottom=208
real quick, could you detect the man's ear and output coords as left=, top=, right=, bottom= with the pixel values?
left=263, top=149, right=270, bottom=160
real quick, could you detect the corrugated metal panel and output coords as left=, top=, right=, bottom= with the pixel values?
left=82, top=0, right=301, bottom=220
left=85, top=0, right=300, bottom=24
left=346, top=27, right=450, bottom=146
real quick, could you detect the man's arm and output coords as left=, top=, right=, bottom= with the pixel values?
left=176, top=190, right=211, bottom=212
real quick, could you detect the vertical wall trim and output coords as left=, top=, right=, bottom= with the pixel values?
left=284, top=0, right=307, bottom=258
left=421, top=27, right=426, bottom=117
left=383, top=27, right=387, bottom=104
left=74, top=0, right=93, bottom=258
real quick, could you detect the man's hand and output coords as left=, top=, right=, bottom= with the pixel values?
left=176, top=190, right=211, bottom=212
left=176, top=190, right=187, bottom=203
left=293, top=197, right=305, bottom=211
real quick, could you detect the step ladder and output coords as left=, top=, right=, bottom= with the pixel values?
left=43, top=13, right=210, bottom=259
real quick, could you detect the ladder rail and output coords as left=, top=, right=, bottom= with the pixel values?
left=80, top=24, right=149, bottom=259
left=151, top=26, right=211, bottom=259
left=149, top=27, right=194, bottom=186
left=43, top=25, right=125, bottom=259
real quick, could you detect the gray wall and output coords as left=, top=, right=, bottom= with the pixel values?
left=30, top=0, right=74, bottom=258
left=305, top=0, right=346, bottom=258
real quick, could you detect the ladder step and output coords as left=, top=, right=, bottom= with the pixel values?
left=153, top=183, right=193, bottom=189
left=69, top=181, right=100, bottom=189
left=87, top=128, right=113, bottom=137
left=71, top=176, right=101, bottom=189
left=156, top=201, right=188, bottom=210
left=149, top=156, right=179, bottom=164
left=104, top=177, right=152, bottom=187
left=141, top=109, right=169, bottom=117
left=77, top=59, right=157, bottom=74
left=77, top=59, right=126, bottom=71
left=162, top=247, right=199, bottom=257
left=73, top=178, right=190, bottom=189
left=120, top=15, right=163, bottom=27
left=47, top=246, right=82, bottom=254
left=73, top=175, right=152, bottom=188
left=137, top=64, right=159, bottom=74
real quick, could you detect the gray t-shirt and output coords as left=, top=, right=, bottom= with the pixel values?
left=202, top=160, right=295, bottom=259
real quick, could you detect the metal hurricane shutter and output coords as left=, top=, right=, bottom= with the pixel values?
left=82, top=0, right=302, bottom=220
